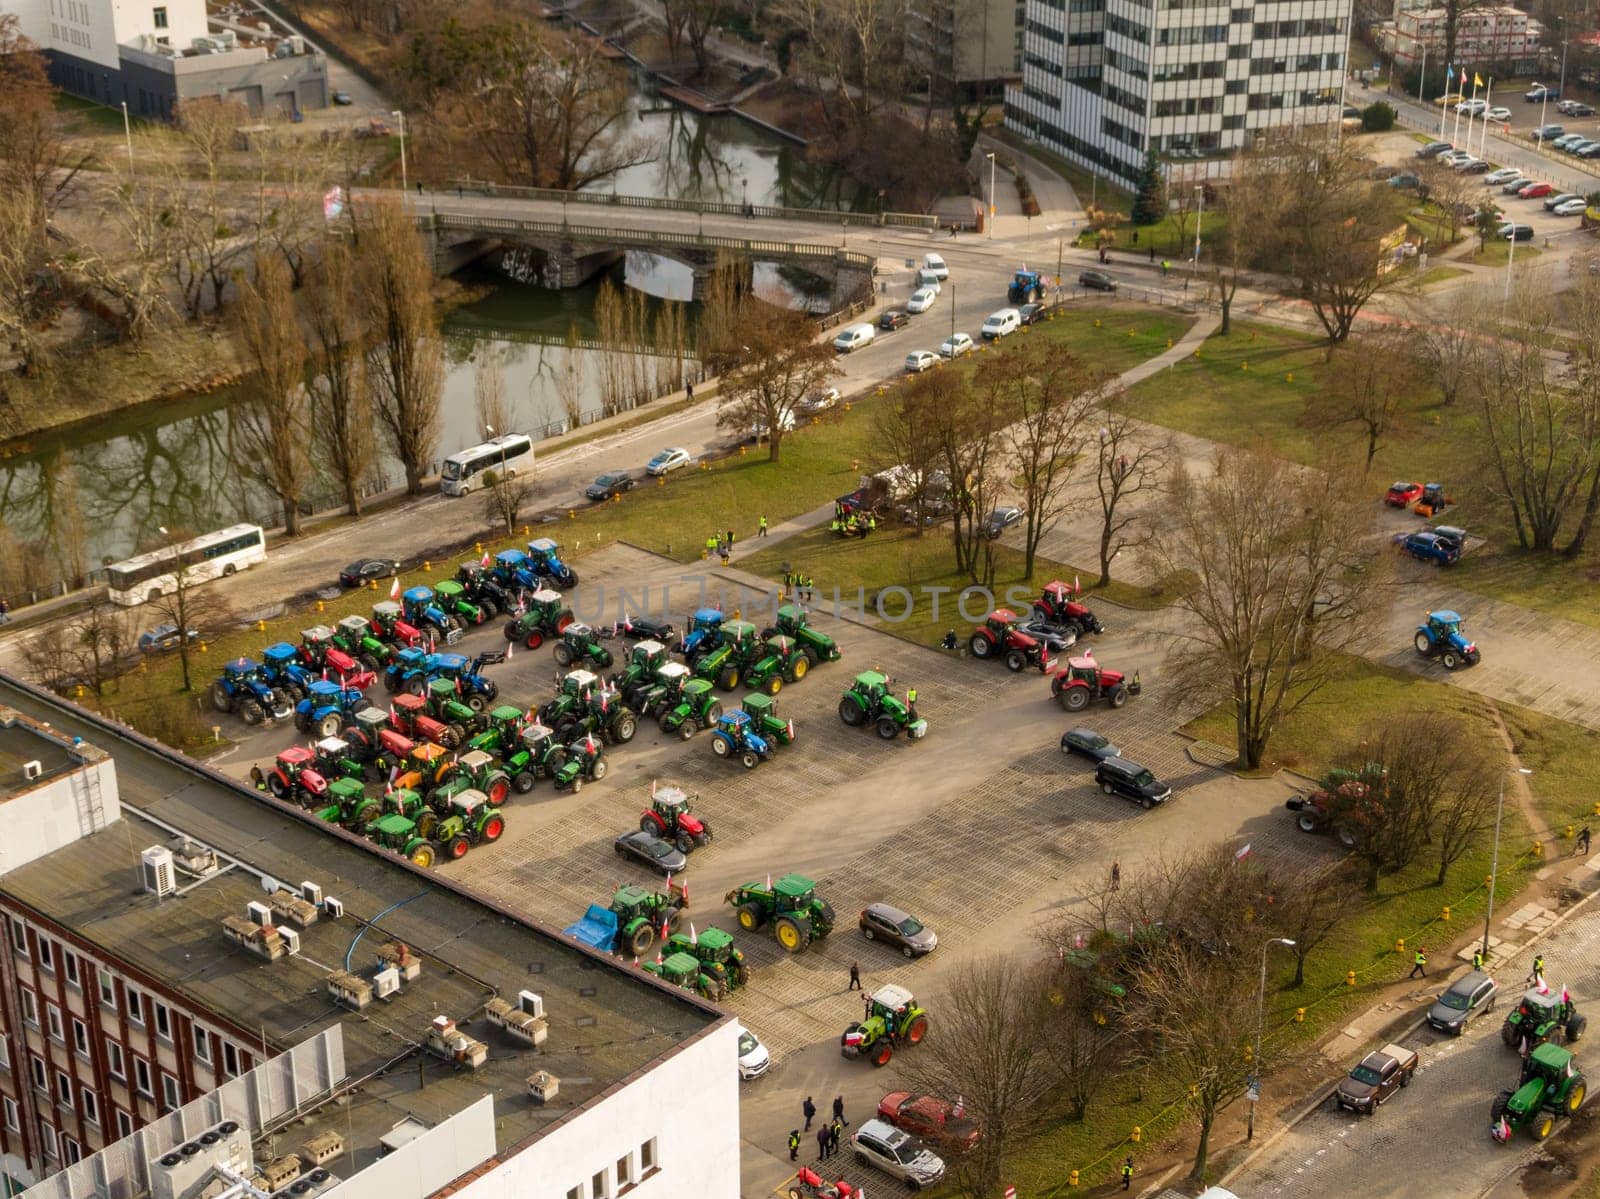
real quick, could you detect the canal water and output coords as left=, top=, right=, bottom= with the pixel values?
left=0, top=92, right=864, bottom=579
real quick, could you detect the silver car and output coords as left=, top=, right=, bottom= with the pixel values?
left=851, top=1119, right=945, bottom=1190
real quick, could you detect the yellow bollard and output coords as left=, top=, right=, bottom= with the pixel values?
left=1241, top=361, right=1249, bottom=371
left=199, top=642, right=208, bottom=654
left=256, top=619, right=266, bottom=633
left=523, top=525, right=530, bottom=538
left=1442, top=906, right=1451, bottom=922
left=658, top=476, right=665, bottom=486
left=876, top=386, right=885, bottom=396
left=1295, top=1007, right=1305, bottom=1023
left=316, top=600, right=325, bottom=613
left=1286, top=373, right=1294, bottom=383
left=1131, top=1126, right=1142, bottom=1143
left=733, top=609, right=741, bottom=620
left=570, top=508, right=578, bottom=518
left=699, top=460, right=710, bottom=471
left=423, top=561, right=431, bottom=573
left=1346, top=969, right=1356, bottom=986
left=1593, top=801, right=1600, bottom=816
left=1533, top=840, right=1545, bottom=857
left=369, top=578, right=377, bottom=590
left=1069, top=1170, right=1079, bottom=1187
left=1167, top=339, right=1173, bottom=349
left=851, top=459, right=860, bottom=472
left=74, top=685, right=84, bottom=698
left=1486, top=873, right=1495, bottom=889
left=139, top=658, right=147, bottom=672
left=1242, top=1044, right=1253, bottom=1062
left=613, top=492, right=623, bottom=502
left=1567, top=824, right=1576, bottom=840
left=1395, top=937, right=1405, bottom=954
left=1094, top=318, right=1102, bottom=327
left=474, top=542, right=483, bottom=555
left=739, top=445, right=747, bottom=456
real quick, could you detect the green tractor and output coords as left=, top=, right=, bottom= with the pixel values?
left=505, top=588, right=575, bottom=649
left=564, top=882, right=688, bottom=957
left=431, top=747, right=513, bottom=806
left=631, top=660, right=693, bottom=719
left=665, top=926, right=750, bottom=991
left=643, top=950, right=727, bottom=1001
left=425, top=677, right=487, bottom=743
left=433, top=578, right=491, bottom=627
left=741, top=693, right=796, bottom=745
left=332, top=615, right=396, bottom=671
left=840, top=984, right=930, bottom=1067
left=725, top=873, right=836, bottom=953
left=367, top=812, right=438, bottom=868
left=537, top=669, right=602, bottom=737
left=557, top=734, right=609, bottom=791
left=612, top=640, right=671, bottom=709
left=742, top=635, right=809, bottom=695
left=839, top=671, right=928, bottom=740
left=311, top=735, right=375, bottom=784
left=659, top=678, right=724, bottom=739
left=553, top=623, right=616, bottom=670
left=1503, top=987, right=1587, bottom=1053
left=508, top=722, right=577, bottom=792
left=764, top=603, right=842, bottom=666
left=1492, top=1043, right=1587, bottom=1142
left=687, top=619, right=763, bottom=691
left=427, top=789, right=508, bottom=860
left=312, top=776, right=381, bottom=831
left=378, top=786, right=431, bottom=827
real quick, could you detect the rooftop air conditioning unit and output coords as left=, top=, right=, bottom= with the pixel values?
left=300, top=881, right=322, bottom=906
left=142, top=847, right=176, bottom=897
left=22, top=761, right=42, bottom=781
left=372, top=967, right=400, bottom=1000
left=279, top=927, right=301, bottom=956
left=322, top=897, right=343, bottom=919
left=246, top=901, right=271, bottom=927
left=518, top=990, right=545, bottom=1020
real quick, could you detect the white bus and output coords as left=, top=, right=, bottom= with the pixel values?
left=440, top=434, right=535, bottom=496
left=105, top=524, right=267, bottom=606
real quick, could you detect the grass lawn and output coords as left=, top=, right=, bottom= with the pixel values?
left=1471, top=239, right=1542, bottom=266
left=53, top=93, right=135, bottom=137
left=1415, top=264, right=1471, bottom=287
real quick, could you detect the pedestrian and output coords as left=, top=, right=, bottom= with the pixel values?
left=816, top=1126, right=829, bottom=1159
left=848, top=962, right=862, bottom=991
left=1132, top=229, right=1139, bottom=246
left=1409, top=947, right=1427, bottom=979
left=686, top=380, right=694, bottom=402
left=1530, top=953, right=1546, bottom=986
left=759, top=515, right=769, bottom=537
left=1110, top=860, right=1121, bottom=891
left=1161, top=259, right=1170, bottom=277
left=788, top=1130, right=800, bottom=1162
left=727, top=529, right=736, bottom=546
left=1148, top=246, right=1155, bottom=264
left=704, top=533, right=718, bottom=557
left=1121, top=1156, right=1134, bottom=1191
left=719, top=545, right=731, bottom=566
left=1473, top=947, right=1485, bottom=970
left=803, top=1096, right=816, bottom=1130
left=949, top=223, right=957, bottom=239
left=906, top=687, right=919, bottom=721
left=1582, top=825, right=1592, bottom=855
left=0, top=596, right=9, bottom=624
left=829, top=1118, right=843, bottom=1155
left=248, top=765, right=267, bottom=792
left=415, top=179, right=423, bottom=194
left=832, top=1095, right=846, bottom=1124
left=940, top=630, right=958, bottom=651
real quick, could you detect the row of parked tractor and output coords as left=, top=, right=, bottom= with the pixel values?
left=965, top=580, right=1143, bottom=711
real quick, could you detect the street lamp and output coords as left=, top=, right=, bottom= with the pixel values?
left=1248, top=937, right=1297, bottom=1142
left=1192, top=184, right=1204, bottom=284
left=120, top=101, right=134, bottom=172
left=1483, top=768, right=1535, bottom=961
left=392, top=109, right=408, bottom=195
left=985, top=151, right=996, bottom=239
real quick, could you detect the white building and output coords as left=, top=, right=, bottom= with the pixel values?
left=1006, top=0, right=1351, bottom=185
left=1383, top=5, right=1542, bottom=70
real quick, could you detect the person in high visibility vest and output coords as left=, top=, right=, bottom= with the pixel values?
left=759, top=515, right=769, bottom=537
left=1473, top=948, right=1485, bottom=970
left=787, top=1130, right=800, bottom=1162
left=906, top=688, right=919, bottom=722
left=1409, top=948, right=1427, bottom=979
left=1122, top=1156, right=1134, bottom=1190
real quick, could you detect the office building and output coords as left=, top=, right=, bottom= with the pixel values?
left=1383, top=5, right=1542, bottom=71
left=908, top=0, right=1027, bottom=99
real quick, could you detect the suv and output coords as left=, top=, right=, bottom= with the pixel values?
left=1428, top=970, right=1499, bottom=1035
left=851, top=1118, right=946, bottom=1189
left=1094, top=758, right=1171, bottom=808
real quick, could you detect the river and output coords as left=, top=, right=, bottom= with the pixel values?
left=0, top=90, right=865, bottom=586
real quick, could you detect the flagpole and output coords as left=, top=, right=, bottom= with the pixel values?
left=1452, top=79, right=1465, bottom=144
left=1463, top=75, right=1480, bottom=154
left=1480, top=78, right=1493, bottom=156
left=1416, top=43, right=1427, bottom=108
left=1439, top=66, right=1451, bottom=138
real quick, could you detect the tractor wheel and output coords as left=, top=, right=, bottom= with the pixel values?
left=590, top=755, right=608, bottom=780
left=360, top=652, right=381, bottom=672
left=629, top=922, right=656, bottom=957
left=446, top=834, right=471, bottom=860
left=524, top=630, right=545, bottom=651
left=211, top=682, right=232, bottom=712
left=764, top=675, right=783, bottom=696
left=1442, top=651, right=1460, bottom=670
left=788, top=657, right=809, bottom=684
left=877, top=717, right=901, bottom=740
left=317, top=713, right=342, bottom=739
left=1060, top=687, right=1090, bottom=713
left=416, top=811, right=439, bottom=841
left=741, top=751, right=760, bottom=770
left=730, top=960, right=748, bottom=986
left=1005, top=649, right=1027, bottom=673
left=712, top=734, right=732, bottom=758
left=503, top=621, right=522, bottom=642
left=801, top=645, right=821, bottom=668
left=706, top=700, right=724, bottom=723
left=676, top=834, right=694, bottom=854
left=699, top=976, right=726, bottom=1002
left=678, top=720, right=697, bottom=741
left=736, top=903, right=765, bottom=931
left=872, top=1043, right=893, bottom=1067
left=479, top=601, right=499, bottom=620
left=479, top=813, right=506, bottom=842
left=1570, top=1015, right=1588, bottom=1042
left=1414, top=632, right=1434, bottom=655
left=1571, top=1082, right=1588, bottom=1113
left=904, top=1015, right=928, bottom=1044
left=598, top=649, right=614, bottom=669
left=1492, top=1091, right=1513, bottom=1121
left=512, top=771, right=536, bottom=794
left=1335, top=824, right=1359, bottom=850
left=839, top=697, right=866, bottom=726
left=438, top=727, right=460, bottom=750
left=613, top=714, right=638, bottom=744
left=1536, top=1113, right=1556, bottom=1140
left=665, top=908, right=684, bottom=935
left=483, top=773, right=510, bottom=805
left=555, top=611, right=574, bottom=633
left=466, top=693, right=488, bottom=713
left=1503, top=1021, right=1520, bottom=1048
left=554, top=643, right=574, bottom=667
left=698, top=825, right=713, bottom=845
left=268, top=773, right=290, bottom=800
left=774, top=916, right=810, bottom=952
left=969, top=633, right=992, bottom=658
left=1109, top=685, right=1129, bottom=708
left=295, top=711, right=311, bottom=733
left=404, top=676, right=426, bottom=697
left=384, top=671, right=401, bottom=693
left=241, top=700, right=264, bottom=726
left=1297, top=813, right=1319, bottom=834
left=717, top=666, right=740, bottom=691
left=408, top=841, right=438, bottom=868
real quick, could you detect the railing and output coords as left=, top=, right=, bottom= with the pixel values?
left=444, top=178, right=939, bottom=230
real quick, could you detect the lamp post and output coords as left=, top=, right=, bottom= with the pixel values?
left=392, top=109, right=408, bottom=195
left=1248, top=937, right=1297, bottom=1142
left=985, top=151, right=996, bottom=238
left=120, top=101, right=134, bottom=172
left=1483, top=768, right=1535, bottom=960
left=1192, top=184, right=1204, bottom=283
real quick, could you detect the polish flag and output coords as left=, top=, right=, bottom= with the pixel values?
left=664, top=871, right=671, bottom=891
left=506, top=642, right=514, bottom=660
left=787, top=719, right=795, bottom=740
left=585, top=734, right=596, bottom=753
left=689, top=922, right=698, bottom=944
left=389, top=576, right=400, bottom=599
left=652, top=779, right=658, bottom=797
left=481, top=551, right=491, bottom=567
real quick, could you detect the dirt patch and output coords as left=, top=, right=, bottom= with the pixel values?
left=1519, top=1100, right=1599, bottom=1196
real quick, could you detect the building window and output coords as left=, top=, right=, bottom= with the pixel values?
left=160, top=1073, right=179, bottom=1111
left=222, top=1044, right=240, bottom=1078
left=37, top=940, right=54, bottom=973
left=11, top=919, right=28, bottom=957
left=56, top=1071, right=72, bottom=1106
left=47, top=1004, right=63, bottom=1042
left=29, top=1055, right=47, bottom=1092
left=63, top=1137, right=81, bottom=1165
left=3, top=1098, right=17, bottom=1132
left=640, top=1138, right=657, bottom=1172
left=153, top=5, right=167, bottom=27
left=72, top=1019, right=88, bottom=1056
left=615, top=1154, right=633, bottom=1187
left=115, top=1109, right=134, bottom=1138
left=155, top=1003, right=171, bottom=1041
left=81, top=1087, right=98, bottom=1125
left=566, top=1190, right=580, bottom=1199
left=97, top=970, right=115, bottom=1009
left=64, top=952, right=80, bottom=987
left=20, top=989, right=37, bottom=1028
left=194, top=1032, right=212, bottom=1067
left=133, top=1058, right=152, bottom=1097
left=591, top=1171, right=609, bottom=1199
left=0, top=1035, right=9, bottom=1069
left=126, top=991, right=143, bottom=1026
left=106, top=1041, right=124, bottom=1080
left=38, top=1120, right=57, bottom=1160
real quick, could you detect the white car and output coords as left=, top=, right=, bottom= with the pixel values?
left=645, top=447, right=691, bottom=476
left=1455, top=98, right=1487, bottom=115
left=1484, top=167, right=1521, bottom=184
left=980, top=308, right=1021, bottom=340
left=833, top=323, right=875, bottom=353
left=1451, top=155, right=1484, bottom=172
left=1554, top=198, right=1589, bottom=216
left=1439, top=149, right=1473, bottom=166
left=906, top=287, right=937, bottom=314
left=1488, top=106, right=1512, bottom=121
left=920, top=252, right=950, bottom=281
left=752, top=410, right=798, bottom=440
left=735, top=1024, right=770, bottom=1080
left=851, top=1119, right=945, bottom=1189
left=905, top=350, right=938, bottom=373
left=939, top=332, right=974, bottom=358
left=796, top=387, right=841, bottom=415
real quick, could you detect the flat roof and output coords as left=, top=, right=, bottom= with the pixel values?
left=0, top=677, right=720, bottom=1173
left=0, top=706, right=94, bottom=800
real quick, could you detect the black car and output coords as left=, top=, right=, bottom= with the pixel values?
left=339, top=558, right=400, bottom=587
left=613, top=830, right=688, bottom=875
left=138, top=624, right=200, bottom=653
left=586, top=471, right=637, bottom=501
left=981, top=506, right=1025, bottom=538
left=1427, top=969, right=1498, bottom=1035
left=1416, top=140, right=1453, bottom=157
left=331, top=90, right=353, bottom=105
left=1017, top=617, right=1077, bottom=653
left=1094, top=757, right=1171, bottom=808
left=611, top=614, right=678, bottom=643
left=1018, top=303, right=1046, bottom=326
left=879, top=309, right=909, bottom=331
left=1078, top=270, right=1117, bottom=292
left=1060, top=727, right=1121, bottom=761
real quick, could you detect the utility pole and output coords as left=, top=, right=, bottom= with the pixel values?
left=120, top=101, right=134, bottom=172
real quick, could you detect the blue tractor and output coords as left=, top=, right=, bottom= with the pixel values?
left=491, top=548, right=539, bottom=592
left=527, top=537, right=579, bottom=590
left=681, top=607, right=726, bottom=661
left=383, top=646, right=434, bottom=695
left=1008, top=268, right=1044, bottom=304
left=1414, top=610, right=1480, bottom=670
left=709, top=708, right=772, bottom=770
left=401, top=586, right=463, bottom=643
left=294, top=678, right=370, bottom=738
left=260, top=642, right=314, bottom=700
left=210, top=658, right=293, bottom=726
left=427, top=650, right=505, bottom=712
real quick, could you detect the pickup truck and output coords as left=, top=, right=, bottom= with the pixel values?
left=1335, top=1043, right=1419, bottom=1114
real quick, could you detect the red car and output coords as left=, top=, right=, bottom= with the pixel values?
left=1384, top=481, right=1424, bottom=507
left=876, top=1092, right=981, bottom=1149
left=1519, top=181, right=1554, bottom=198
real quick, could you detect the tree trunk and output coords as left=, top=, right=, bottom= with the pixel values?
left=282, top=499, right=301, bottom=537
left=344, top=477, right=363, bottom=518
left=1292, top=951, right=1307, bottom=988
left=404, top=461, right=425, bottom=496
left=1365, top=855, right=1381, bottom=892
left=1190, top=1109, right=1214, bottom=1182
left=1219, top=295, right=1232, bottom=336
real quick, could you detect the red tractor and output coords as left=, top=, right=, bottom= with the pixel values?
left=638, top=784, right=713, bottom=853
left=263, top=746, right=330, bottom=804
left=967, top=609, right=1052, bottom=672
left=1048, top=649, right=1141, bottom=711
left=371, top=600, right=427, bottom=650
left=1032, top=580, right=1105, bottom=637
left=299, top=625, right=366, bottom=679
left=386, top=692, right=463, bottom=749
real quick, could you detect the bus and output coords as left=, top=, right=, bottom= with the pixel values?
left=105, top=524, right=267, bottom=606
left=440, top=434, right=535, bottom=496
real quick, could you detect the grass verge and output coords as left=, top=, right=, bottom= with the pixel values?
left=1471, top=239, right=1541, bottom=266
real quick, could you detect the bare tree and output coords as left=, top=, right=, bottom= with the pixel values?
left=871, top=369, right=945, bottom=534
left=481, top=468, right=536, bottom=536
left=1415, top=290, right=1484, bottom=407
left=243, top=117, right=342, bottom=286
left=1037, top=954, right=1127, bottom=1121
left=714, top=305, right=836, bottom=463
left=1206, top=152, right=1278, bottom=336
left=0, top=17, right=88, bottom=220
left=144, top=538, right=237, bottom=693
left=1092, top=410, right=1169, bottom=586
left=18, top=595, right=134, bottom=699
left=358, top=200, right=443, bottom=495
left=1270, top=857, right=1357, bottom=987
left=167, top=97, right=252, bottom=315
left=1302, top=329, right=1422, bottom=472
left=474, top=344, right=512, bottom=440
left=0, top=183, right=49, bottom=375
left=927, top=371, right=1005, bottom=587
left=232, top=254, right=310, bottom=535
left=1556, top=270, right=1600, bottom=557
left=305, top=239, right=374, bottom=516
left=1149, top=448, right=1381, bottom=769
left=92, top=164, right=176, bottom=341
left=1416, top=159, right=1479, bottom=248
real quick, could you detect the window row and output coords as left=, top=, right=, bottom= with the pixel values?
left=565, top=1138, right=658, bottom=1199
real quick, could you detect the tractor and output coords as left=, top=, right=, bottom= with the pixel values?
left=298, top=625, right=366, bottom=679
left=680, top=607, right=727, bottom=660
left=665, top=927, right=749, bottom=990
left=639, top=784, right=713, bottom=852
left=1503, top=987, right=1587, bottom=1054
left=263, top=746, right=330, bottom=805
left=567, top=683, right=639, bottom=747
left=742, top=693, right=796, bottom=746
left=554, top=624, right=616, bottom=670
left=709, top=709, right=773, bottom=769
left=433, top=579, right=491, bottom=627
left=461, top=707, right=546, bottom=793
left=1285, top=765, right=1381, bottom=849
left=426, top=789, right=507, bottom=859
left=340, top=707, right=394, bottom=764
left=968, top=609, right=1053, bottom=672
left=1008, top=267, right=1044, bottom=304
left=612, top=640, right=671, bottom=708
left=420, top=651, right=504, bottom=710
left=370, top=600, right=427, bottom=650
left=725, top=873, right=836, bottom=952
left=259, top=642, right=314, bottom=700
left=742, top=636, right=808, bottom=695
left=491, top=548, right=539, bottom=592
left=1414, top=610, right=1480, bottom=670
left=383, top=646, right=433, bottom=694
left=367, top=812, right=438, bottom=868
left=527, top=537, right=579, bottom=589
left=516, top=723, right=588, bottom=791
left=386, top=692, right=464, bottom=749
left=388, top=741, right=456, bottom=795
left=1032, top=580, right=1106, bottom=637
left=634, top=661, right=694, bottom=720
left=538, top=669, right=603, bottom=736
left=764, top=603, right=841, bottom=666
left=840, top=984, right=930, bottom=1067
left=376, top=786, right=430, bottom=828
left=331, top=615, right=397, bottom=671
left=564, top=881, right=688, bottom=957
left=424, top=677, right=486, bottom=742
left=643, top=951, right=727, bottom=1001
left=312, top=776, right=380, bottom=831
left=294, top=678, right=372, bottom=738
left=455, top=562, right=515, bottom=617
left=1048, top=650, right=1141, bottom=711
left=1415, top=482, right=1453, bottom=518
left=211, top=658, right=293, bottom=725
left=1491, top=1043, right=1587, bottom=1142
left=431, top=748, right=513, bottom=806
left=310, top=735, right=373, bottom=784
left=504, top=588, right=575, bottom=649
left=401, top=586, right=462, bottom=641
left=688, top=620, right=762, bottom=691
left=838, top=671, right=928, bottom=740
left=557, top=734, right=609, bottom=791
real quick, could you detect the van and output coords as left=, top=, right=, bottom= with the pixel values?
left=980, top=308, right=1021, bottom=340
left=915, top=269, right=944, bottom=291
left=1093, top=757, right=1172, bottom=809
left=921, top=253, right=950, bottom=280
left=832, top=323, right=876, bottom=354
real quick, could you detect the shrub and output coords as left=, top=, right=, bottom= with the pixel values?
left=1362, top=102, right=1397, bottom=133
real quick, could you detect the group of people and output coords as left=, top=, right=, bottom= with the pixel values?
left=789, top=1095, right=851, bottom=1162
left=830, top=504, right=876, bottom=538
left=783, top=571, right=816, bottom=603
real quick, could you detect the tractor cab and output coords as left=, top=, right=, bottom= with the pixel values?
left=683, top=608, right=726, bottom=654
left=657, top=661, right=691, bottom=688
left=866, top=983, right=918, bottom=1027
left=493, top=548, right=535, bottom=588
left=224, top=657, right=263, bottom=683
left=742, top=692, right=795, bottom=742
left=692, top=926, right=736, bottom=964
left=644, top=951, right=703, bottom=990
left=773, top=873, right=820, bottom=916
left=560, top=669, right=600, bottom=702
left=986, top=609, right=1033, bottom=641
left=397, top=741, right=450, bottom=785
left=349, top=704, right=388, bottom=743
left=434, top=579, right=470, bottom=605
left=448, top=786, right=493, bottom=821
left=486, top=705, right=526, bottom=735
left=262, top=642, right=304, bottom=677
left=527, top=537, right=561, bottom=567
left=276, top=745, right=317, bottom=779
left=528, top=587, right=564, bottom=612
left=853, top=670, right=890, bottom=704
left=300, top=624, right=337, bottom=661
left=455, top=562, right=487, bottom=587
left=720, top=619, right=760, bottom=657
left=612, top=884, right=658, bottom=924
left=520, top=722, right=558, bottom=758
left=306, top=679, right=343, bottom=704
left=371, top=600, right=423, bottom=646
left=427, top=652, right=470, bottom=680
left=1036, top=580, right=1104, bottom=633
left=628, top=640, right=668, bottom=673
left=1008, top=268, right=1043, bottom=304
left=427, top=676, right=464, bottom=705
left=1061, top=654, right=1102, bottom=684
left=312, top=736, right=353, bottom=773
left=338, top=614, right=374, bottom=643
left=650, top=784, right=698, bottom=823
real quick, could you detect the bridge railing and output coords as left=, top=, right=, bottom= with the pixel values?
left=443, top=178, right=939, bottom=230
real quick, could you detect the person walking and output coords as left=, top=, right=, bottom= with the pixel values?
left=1161, top=259, right=1170, bottom=277
left=1121, top=1156, right=1134, bottom=1191
left=816, top=1126, right=830, bottom=1159
left=727, top=529, right=737, bottom=547
left=828, top=1118, right=843, bottom=1156
left=686, top=380, right=694, bottom=402
left=802, top=1096, right=816, bottom=1131
left=1473, top=947, right=1485, bottom=971
left=1581, top=825, right=1592, bottom=855
left=1530, top=953, right=1546, bottom=986
left=1409, top=947, right=1428, bottom=979
left=1110, top=860, right=1121, bottom=891
left=906, top=687, right=919, bottom=722
left=759, top=515, right=769, bottom=538
left=704, top=533, right=718, bottom=558
left=848, top=962, right=862, bottom=991
left=1148, top=246, right=1155, bottom=264
left=0, top=596, right=9, bottom=624
left=788, top=1130, right=800, bottom=1162
left=832, top=1095, right=846, bottom=1125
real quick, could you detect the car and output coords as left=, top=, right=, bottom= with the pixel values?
left=1016, top=616, right=1077, bottom=653
left=1569, top=140, right=1599, bottom=156
left=796, top=388, right=841, bottom=416
left=612, top=829, right=688, bottom=875
left=339, top=557, right=400, bottom=587
left=138, top=624, right=199, bottom=653
left=879, top=308, right=909, bottom=331
left=981, top=506, right=1025, bottom=538
left=645, top=447, right=691, bottom=476
left=1555, top=198, right=1589, bottom=216
left=1532, top=125, right=1565, bottom=141
left=1546, top=192, right=1584, bottom=210
left=1562, top=101, right=1595, bottom=116
left=905, top=350, right=938, bottom=373
left=1060, top=726, right=1121, bottom=761
left=1384, top=481, right=1424, bottom=507
left=859, top=902, right=939, bottom=957
left=1501, top=176, right=1534, bottom=193
left=1438, top=149, right=1472, bottom=166
left=1078, top=269, right=1117, bottom=292
left=833, top=323, right=875, bottom=353
left=1094, top=757, right=1172, bottom=808
left=920, top=252, right=950, bottom=281
left=851, top=1119, right=946, bottom=1190
left=980, top=308, right=1021, bottom=340
left=1583, top=143, right=1600, bottom=159
left=915, top=271, right=943, bottom=292
left=1527, top=84, right=1560, bottom=102
left=1432, top=525, right=1468, bottom=552
left=1498, top=222, right=1535, bottom=241
left=906, top=287, right=938, bottom=314
left=876, top=1092, right=981, bottom=1150
left=939, top=332, right=974, bottom=358
left=1484, top=167, right=1521, bottom=184
left=1488, top=106, right=1512, bottom=121
left=752, top=410, right=798, bottom=440
left=1415, top=140, right=1453, bottom=157
left=1551, top=134, right=1585, bottom=150
left=1335, top=1043, right=1418, bottom=1114
left=1393, top=529, right=1461, bottom=564
left=1457, top=158, right=1491, bottom=173
left=585, top=470, right=636, bottom=501
left=1018, top=302, right=1046, bottom=326
left=331, top=90, right=353, bottom=105
left=735, top=1024, right=771, bottom=1080
left=1386, top=173, right=1421, bottom=189
left=1455, top=99, right=1487, bottom=114
left=1427, top=970, right=1499, bottom=1035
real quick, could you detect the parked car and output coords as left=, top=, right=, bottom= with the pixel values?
left=1416, top=140, right=1453, bottom=157
left=915, top=270, right=943, bottom=292
left=1060, top=726, right=1121, bottom=761
left=1488, top=106, right=1512, bottom=121
left=920, top=252, right=950, bottom=281
left=1387, top=173, right=1421, bottom=190
left=939, top=332, right=974, bottom=358
left=1385, top=480, right=1424, bottom=507
left=1551, top=134, right=1586, bottom=150
left=1527, top=84, right=1560, bottom=102
left=138, top=624, right=199, bottom=653
left=980, top=308, right=1021, bottom=340
left=646, top=447, right=691, bottom=476
left=736, top=1024, right=771, bottom=1080
left=876, top=1092, right=981, bottom=1150
left=1501, top=176, right=1534, bottom=193
left=1568, top=140, right=1600, bottom=156
left=1484, top=168, right=1521, bottom=185
left=331, top=90, right=353, bottom=105
left=1458, top=158, right=1491, bottom=173
left=339, top=557, right=400, bottom=587
left=1532, top=124, right=1565, bottom=141
left=906, top=287, right=938, bottom=314
left=612, top=829, right=688, bottom=875
left=752, top=410, right=798, bottom=441
left=1438, top=149, right=1473, bottom=167
left=1394, top=529, right=1462, bottom=564
left=1427, top=970, right=1499, bottom=1035
left=1545, top=192, right=1585, bottom=210
left=1498, top=222, right=1536, bottom=241
left=1561, top=100, right=1595, bottom=116
left=859, top=902, right=939, bottom=957
left=1094, top=757, right=1172, bottom=808
left=833, top=323, right=876, bottom=353
left=879, top=308, right=909, bottom=331
left=1555, top=198, right=1590, bottom=216
left=905, top=350, right=938, bottom=373
left=1335, top=1043, right=1418, bottom=1114
left=1078, top=269, right=1117, bottom=292
left=851, top=1119, right=946, bottom=1190
left=585, top=470, right=636, bottom=501
left=1583, top=143, right=1600, bottom=158
left=981, top=506, right=1025, bottom=538
left=1016, top=616, right=1077, bottom=653
left=796, top=388, right=841, bottom=416
left=1018, top=302, right=1046, bottom=326
left=1455, top=98, right=1487, bottom=114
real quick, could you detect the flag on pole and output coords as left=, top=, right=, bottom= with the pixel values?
left=389, top=576, right=400, bottom=599
left=506, top=641, right=514, bottom=660
left=481, top=550, right=491, bottom=567
left=1474, top=71, right=1483, bottom=87
left=1235, top=842, right=1254, bottom=861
